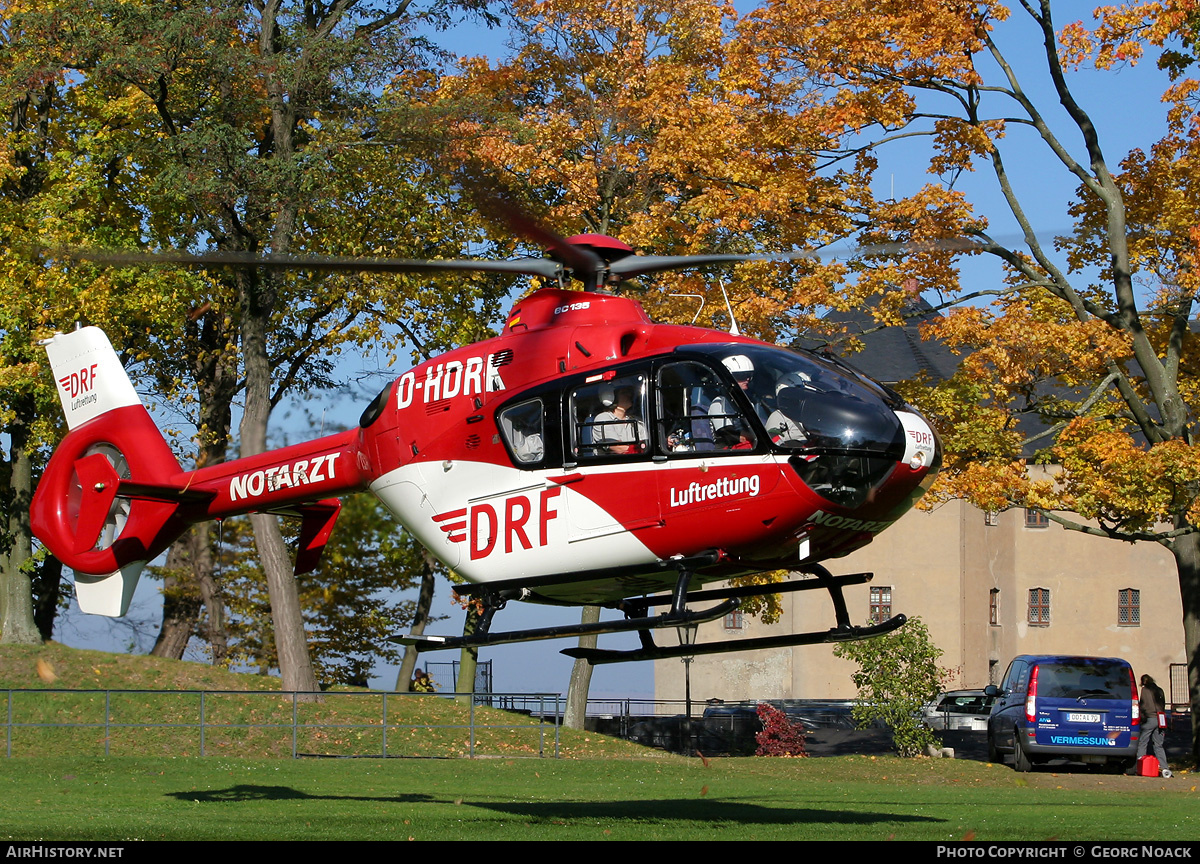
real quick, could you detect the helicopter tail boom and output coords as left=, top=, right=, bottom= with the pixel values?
left=31, top=327, right=369, bottom=616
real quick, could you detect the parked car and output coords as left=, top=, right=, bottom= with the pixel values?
left=920, top=689, right=995, bottom=730
left=985, top=655, right=1139, bottom=772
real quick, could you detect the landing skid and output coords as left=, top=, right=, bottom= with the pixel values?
left=389, top=561, right=905, bottom=664
left=561, top=614, right=906, bottom=664
left=389, top=596, right=738, bottom=652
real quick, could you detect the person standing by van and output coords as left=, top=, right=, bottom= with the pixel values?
left=1132, top=673, right=1169, bottom=776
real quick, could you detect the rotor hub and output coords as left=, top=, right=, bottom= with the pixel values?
left=562, top=234, right=635, bottom=264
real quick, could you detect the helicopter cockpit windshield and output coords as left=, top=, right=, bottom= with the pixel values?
left=689, top=343, right=915, bottom=508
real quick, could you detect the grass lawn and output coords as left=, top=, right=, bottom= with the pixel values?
left=0, top=754, right=1194, bottom=841
left=0, top=643, right=1195, bottom=841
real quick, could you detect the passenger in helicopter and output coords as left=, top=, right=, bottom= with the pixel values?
left=588, top=386, right=646, bottom=455
left=710, top=354, right=755, bottom=430
left=500, top=400, right=545, bottom=464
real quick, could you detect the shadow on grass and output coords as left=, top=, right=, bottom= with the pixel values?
left=468, top=799, right=944, bottom=826
left=169, top=785, right=435, bottom=804
left=170, top=785, right=944, bottom=827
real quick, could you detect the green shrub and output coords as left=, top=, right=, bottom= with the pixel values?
left=833, top=616, right=946, bottom=757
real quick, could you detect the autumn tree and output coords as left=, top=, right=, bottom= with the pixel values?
left=744, top=0, right=1200, bottom=766
left=7, top=1, right=507, bottom=684
left=0, top=3, right=196, bottom=644
left=217, top=491, right=444, bottom=687
left=439, top=0, right=897, bottom=340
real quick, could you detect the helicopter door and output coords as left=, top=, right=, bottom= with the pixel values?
left=561, top=371, right=661, bottom=540
left=655, top=361, right=759, bottom=454
left=654, top=360, right=779, bottom=522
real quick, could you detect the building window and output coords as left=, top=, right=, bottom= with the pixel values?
left=990, top=588, right=1000, bottom=626
left=1118, top=588, right=1140, bottom=626
left=985, top=511, right=999, bottom=526
left=724, top=610, right=743, bottom=630
left=1025, top=508, right=1049, bottom=528
left=1028, top=587, right=1050, bottom=625
left=869, top=586, right=892, bottom=624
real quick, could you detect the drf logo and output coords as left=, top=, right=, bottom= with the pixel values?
left=59, top=364, right=99, bottom=398
left=433, top=487, right=562, bottom=560
left=907, top=428, right=934, bottom=448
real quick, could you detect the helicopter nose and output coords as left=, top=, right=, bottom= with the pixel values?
left=777, top=390, right=941, bottom=510
left=776, top=388, right=905, bottom=457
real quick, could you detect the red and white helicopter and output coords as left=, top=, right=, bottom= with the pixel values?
left=30, top=228, right=941, bottom=663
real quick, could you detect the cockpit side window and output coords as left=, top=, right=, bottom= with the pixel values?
left=656, top=361, right=757, bottom=454
left=569, top=373, right=649, bottom=461
left=689, top=343, right=902, bottom=454
left=498, top=399, right=545, bottom=466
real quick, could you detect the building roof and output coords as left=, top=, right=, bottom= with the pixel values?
left=800, top=296, right=962, bottom=385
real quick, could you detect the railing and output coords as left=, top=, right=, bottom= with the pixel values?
left=3, top=689, right=562, bottom=759
left=492, top=695, right=663, bottom=726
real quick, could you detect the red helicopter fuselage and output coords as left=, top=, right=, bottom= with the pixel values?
left=31, top=286, right=940, bottom=616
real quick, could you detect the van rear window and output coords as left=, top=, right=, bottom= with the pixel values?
left=1035, top=661, right=1128, bottom=699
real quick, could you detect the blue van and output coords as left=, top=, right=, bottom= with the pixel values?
left=985, top=655, right=1139, bottom=772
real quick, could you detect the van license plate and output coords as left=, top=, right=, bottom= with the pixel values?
left=1068, top=712, right=1100, bottom=723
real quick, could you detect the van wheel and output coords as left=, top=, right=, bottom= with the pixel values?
left=987, top=730, right=1000, bottom=764
left=1012, top=731, right=1033, bottom=773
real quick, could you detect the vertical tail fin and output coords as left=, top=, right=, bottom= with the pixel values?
left=44, top=327, right=143, bottom=431
left=31, top=328, right=186, bottom=616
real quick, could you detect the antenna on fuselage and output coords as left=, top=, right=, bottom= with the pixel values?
left=720, top=280, right=741, bottom=336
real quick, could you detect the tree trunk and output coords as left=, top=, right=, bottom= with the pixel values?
left=179, top=325, right=236, bottom=663
left=239, top=279, right=319, bottom=696
left=1170, top=527, right=1200, bottom=770
left=395, top=553, right=437, bottom=691
left=456, top=603, right=481, bottom=705
left=1, top=412, right=42, bottom=645
left=197, top=563, right=228, bottom=664
left=31, top=555, right=62, bottom=642
left=151, top=574, right=198, bottom=659
left=151, top=538, right=201, bottom=659
left=563, top=605, right=601, bottom=729
left=151, top=521, right=230, bottom=663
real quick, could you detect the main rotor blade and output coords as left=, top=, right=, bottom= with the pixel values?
left=609, top=251, right=818, bottom=278
left=52, top=248, right=566, bottom=279
left=608, top=238, right=988, bottom=279
left=469, top=193, right=607, bottom=280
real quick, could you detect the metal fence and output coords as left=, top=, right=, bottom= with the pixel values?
left=3, top=689, right=562, bottom=759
